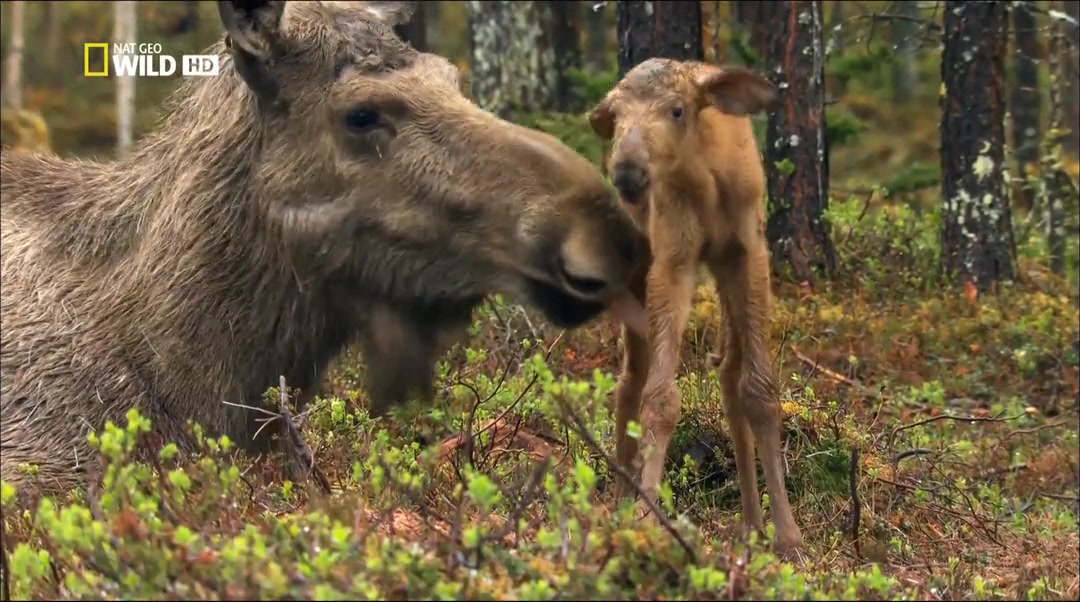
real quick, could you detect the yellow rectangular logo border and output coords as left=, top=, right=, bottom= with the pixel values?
left=84, top=43, right=109, bottom=77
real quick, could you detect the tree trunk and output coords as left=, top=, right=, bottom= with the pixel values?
left=1041, top=1, right=1072, bottom=275
left=889, top=0, right=920, bottom=104
left=547, top=0, right=584, bottom=112
left=1010, top=0, right=1043, bottom=211
left=709, top=0, right=722, bottom=63
left=759, top=1, right=836, bottom=287
left=828, top=0, right=845, bottom=58
left=423, top=2, right=443, bottom=52
left=3, top=0, right=26, bottom=110
left=940, top=0, right=1014, bottom=292
left=616, top=0, right=703, bottom=78
left=43, top=1, right=62, bottom=70
left=731, top=0, right=768, bottom=67
left=584, top=0, right=609, bottom=73
left=1061, top=0, right=1080, bottom=157
left=394, top=1, right=428, bottom=51
left=467, top=1, right=555, bottom=116
left=114, top=1, right=137, bottom=157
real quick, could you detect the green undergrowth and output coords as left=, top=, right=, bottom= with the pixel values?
left=3, top=191, right=1078, bottom=601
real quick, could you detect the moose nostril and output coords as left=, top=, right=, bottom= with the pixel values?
left=557, top=256, right=608, bottom=297
left=612, top=163, right=649, bottom=201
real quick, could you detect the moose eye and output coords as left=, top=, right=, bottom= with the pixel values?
left=345, top=107, right=380, bottom=132
left=671, top=106, right=684, bottom=120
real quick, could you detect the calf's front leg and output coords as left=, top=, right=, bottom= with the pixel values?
left=634, top=258, right=697, bottom=514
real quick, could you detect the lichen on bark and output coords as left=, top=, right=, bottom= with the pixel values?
left=759, top=0, right=837, bottom=286
left=467, top=1, right=555, bottom=118
left=940, top=0, right=1015, bottom=291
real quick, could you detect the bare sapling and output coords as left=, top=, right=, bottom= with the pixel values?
left=588, top=57, right=804, bottom=558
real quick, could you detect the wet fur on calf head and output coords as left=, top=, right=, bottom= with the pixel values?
left=0, top=0, right=646, bottom=494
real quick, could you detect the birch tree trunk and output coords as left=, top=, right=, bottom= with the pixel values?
left=3, top=0, right=26, bottom=110
left=760, top=0, right=836, bottom=286
left=114, top=1, right=137, bottom=157
left=467, top=1, right=555, bottom=116
left=940, top=0, right=1015, bottom=292
left=1010, top=0, right=1043, bottom=211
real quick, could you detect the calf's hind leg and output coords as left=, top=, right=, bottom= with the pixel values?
left=709, top=244, right=803, bottom=558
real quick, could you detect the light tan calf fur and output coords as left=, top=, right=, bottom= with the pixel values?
left=589, top=58, right=804, bottom=558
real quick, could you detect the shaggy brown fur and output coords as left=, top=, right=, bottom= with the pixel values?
left=0, top=1, right=647, bottom=495
left=589, top=58, right=804, bottom=558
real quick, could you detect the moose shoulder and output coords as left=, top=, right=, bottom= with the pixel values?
left=0, top=0, right=647, bottom=494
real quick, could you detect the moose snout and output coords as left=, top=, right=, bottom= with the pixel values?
left=612, top=161, right=650, bottom=203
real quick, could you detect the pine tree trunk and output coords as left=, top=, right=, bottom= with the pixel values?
left=760, top=0, right=836, bottom=287
left=890, top=0, right=920, bottom=104
left=547, top=0, right=584, bottom=112
left=584, top=1, right=609, bottom=74
left=3, top=0, right=26, bottom=110
left=1010, top=0, right=1043, bottom=211
left=940, top=0, right=1015, bottom=292
left=114, top=1, right=137, bottom=157
left=616, top=0, right=703, bottom=78
left=467, top=1, right=555, bottom=117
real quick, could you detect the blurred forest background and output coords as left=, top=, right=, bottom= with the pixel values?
left=2, top=3, right=1080, bottom=600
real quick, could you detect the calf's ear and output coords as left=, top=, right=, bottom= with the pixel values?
left=589, top=93, right=617, bottom=141
left=694, top=65, right=778, bottom=116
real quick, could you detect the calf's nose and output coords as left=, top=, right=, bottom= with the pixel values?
left=612, top=162, right=649, bottom=203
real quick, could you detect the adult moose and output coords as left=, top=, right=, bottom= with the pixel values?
left=0, top=1, right=647, bottom=494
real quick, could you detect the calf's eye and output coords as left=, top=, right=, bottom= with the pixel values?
left=671, top=106, right=684, bottom=120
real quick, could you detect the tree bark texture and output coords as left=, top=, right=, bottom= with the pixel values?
left=1062, top=0, right=1080, bottom=156
left=940, top=0, right=1015, bottom=291
left=584, top=0, right=610, bottom=73
left=467, top=1, right=555, bottom=116
left=616, top=1, right=703, bottom=78
left=1042, top=1, right=1071, bottom=275
left=1010, top=1, right=1043, bottom=210
left=760, top=0, right=836, bottom=286
left=547, top=0, right=584, bottom=112
left=394, top=1, right=428, bottom=52
left=3, top=0, right=26, bottom=110
left=889, top=0, right=921, bottom=104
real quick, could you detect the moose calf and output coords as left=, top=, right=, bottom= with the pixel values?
left=589, top=58, right=804, bottom=558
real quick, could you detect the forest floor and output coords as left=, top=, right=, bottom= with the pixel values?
left=2, top=195, right=1078, bottom=601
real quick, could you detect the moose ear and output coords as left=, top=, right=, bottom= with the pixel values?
left=695, top=65, right=778, bottom=116
left=361, top=1, right=418, bottom=27
left=217, top=1, right=286, bottom=107
left=217, top=1, right=285, bottom=60
left=588, top=94, right=616, bottom=141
